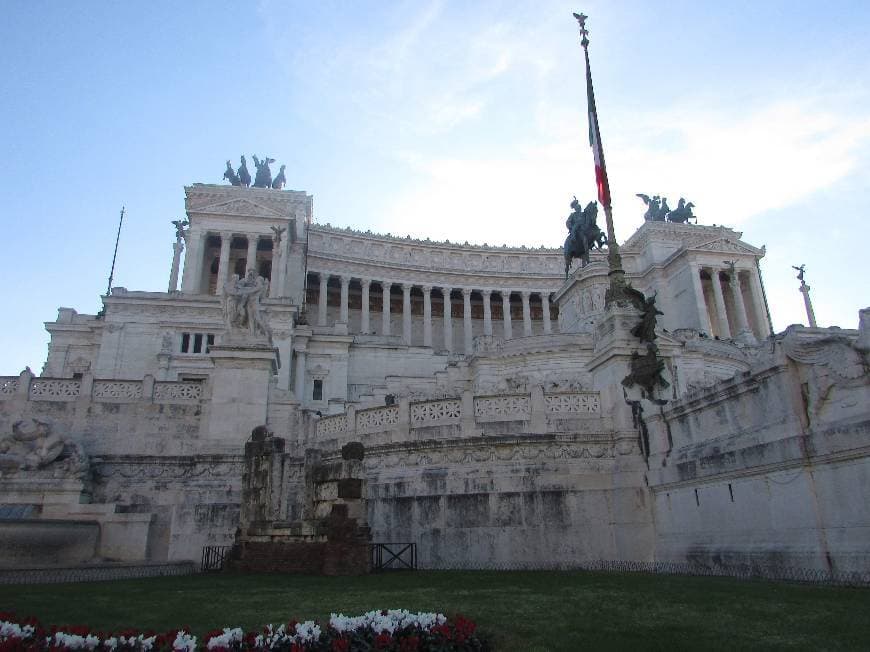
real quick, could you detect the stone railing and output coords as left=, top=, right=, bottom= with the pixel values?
left=314, top=390, right=601, bottom=441
left=0, top=373, right=206, bottom=405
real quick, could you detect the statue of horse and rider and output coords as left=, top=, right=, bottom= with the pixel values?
left=563, top=197, right=608, bottom=278
left=636, top=194, right=697, bottom=223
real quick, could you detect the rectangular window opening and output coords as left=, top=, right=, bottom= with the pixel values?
left=206, top=334, right=215, bottom=352
left=181, top=333, right=190, bottom=353
left=728, top=483, right=734, bottom=502
left=312, top=379, right=323, bottom=401
left=193, top=333, right=203, bottom=354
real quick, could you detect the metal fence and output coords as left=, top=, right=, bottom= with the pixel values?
left=422, top=559, right=870, bottom=587
left=0, top=562, right=195, bottom=585
left=370, top=543, right=417, bottom=571
left=201, top=545, right=232, bottom=572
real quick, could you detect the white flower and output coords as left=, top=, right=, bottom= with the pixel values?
left=206, top=627, right=244, bottom=650
left=172, top=631, right=197, bottom=652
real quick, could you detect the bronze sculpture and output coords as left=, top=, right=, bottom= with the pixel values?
left=272, top=164, right=286, bottom=190
left=252, top=155, right=275, bottom=188
left=237, top=156, right=251, bottom=187
left=223, top=160, right=241, bottom=186
left=563, top=197, right=607, bottom=277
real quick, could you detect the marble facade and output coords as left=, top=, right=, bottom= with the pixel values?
left=1, top=183, right=867, bottom=573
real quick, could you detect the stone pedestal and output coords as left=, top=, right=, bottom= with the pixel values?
left=206, top=341, right=279, bottom=452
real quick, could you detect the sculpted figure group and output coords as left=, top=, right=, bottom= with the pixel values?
left=636, top=194, right=697, bottom=224
left=221, top=269, right=272, bottom=341
left=223, top=156, right=286, bottom=189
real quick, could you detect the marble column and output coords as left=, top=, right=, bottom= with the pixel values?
left=729, top=272, right=752, bottom=335
left=422, top=286, right=433, bottom=347
left=402, top=284, right=412, bottom=345
left=318, top=274, right=329, bottom=326
left=294, top=349, right=306, bottom=402
left=168, top=232, right=185, bottom=293
left=381, top=281, right=392, bottom=336
left=521, top=291, right=532, bottom=336
left=800, top=282, right=817, bottom=327
left=502, top=292, right=513, bottom=340
left=216, top=232, right=232, bottom=296
left=690, top=263, right=713, bottom=335
left=360, top=279, right=371, bottom=333
left=748, top=270, right=772, bottom=337
left=710, top=269, right=732, bottom=339
left=246, top=234, right=259, bottom=275
left=269, top=231, right=282, bottom=298
left=541, top=293, right=552, bottom=334
left=183, top=230, right=206, bottom=294
left=482, top=290, right=493, bottom=336
left=278, top=225, right=291, bottom=298
left=442, top=287, right=453, bottom=352
left=339, top=276, right=350, bottom=324
left=462, top=288, right=473, bottom=354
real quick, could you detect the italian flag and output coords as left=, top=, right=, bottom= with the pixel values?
left=586, top=52, right=611, bottom=208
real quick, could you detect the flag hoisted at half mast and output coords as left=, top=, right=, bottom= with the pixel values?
left=575, top=12, right=611, bottom=210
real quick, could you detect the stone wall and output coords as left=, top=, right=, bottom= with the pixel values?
left=644, top=326, right=870, bottom=572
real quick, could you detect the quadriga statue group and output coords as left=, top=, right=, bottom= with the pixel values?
left=223, top=155, right=287, bottom=190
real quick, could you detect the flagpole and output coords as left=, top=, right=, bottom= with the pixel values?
left=106, top=206, right=126, bottom=296
left=574, top=13, right=629, bottom=304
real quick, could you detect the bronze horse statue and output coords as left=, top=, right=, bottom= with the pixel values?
left=563, top=198, right=607, bottom=278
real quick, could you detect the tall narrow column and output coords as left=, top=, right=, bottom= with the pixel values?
left=521, top=291, right=532, bottom=336
left=360, top=279, right=371, bottom=333
left=442, top=287, right=453, bottom=352
left=422, top=286, right=433, bottom=347
left=339, top=276, right=350, bottom=324
left=799, top=282, right=817, bottom=327
left=216, top=232, right=232, bottom=295
left=541, top=292, right=552, bottom=334
left=381, top=281, right=392, bottom=336
left=710, top=270, right=732, bottom=339
left=182, top=230, right=206, bottom=294
left=402, top=284, right=412, bottom=345
left=294, top=350, right=307, bottom=402
left=269, top=228, right=284, bottom=298
left=168, top=222, right=185, bottom=292
left=729, top=271, right=752, bottom=335
left=748, top=268, right=772, bottom=337
left=246, top=234, right=259, bottom=275
left=318, top=274, right=329, bottom=326
left=482, top=290, right=493, bottom=336
left=462, top=288, right=473, bottom=354
left=690, top=263, right=713, bottom=335
left=502, top=292, right=513, bottom=340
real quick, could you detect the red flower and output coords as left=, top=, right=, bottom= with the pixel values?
left=374, top=632, right=393, bottom=649
left=330, top=638, right=349, bottom=652
left=398, top=635, right=420, bottom=652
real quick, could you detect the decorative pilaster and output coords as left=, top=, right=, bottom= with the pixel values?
left=710, top=269, right=732, bottom=339
left=318, top=274, right=329, bottom=326
left=541, top=292, right=552, bottom=334
left=521, top=291, right=532, bottom=336
left=381, top=281, right=392, bottom=336
left=442, top=287, right=453, bottom=352
left=246, top=235, right=259, bottom=275
left=482, top=290, right=493, bottom=336
left=269, top=227, right=284, bottom=298
left=294, top=349, right=307, bottom=401
left=216, top=231, right=232, bottom=296
left=462, top=288, right=473, bottom=354
left=422, top=286, right=433, bottom=347
left=360, top=279, right=371, bottom=333
left=339, top=276, right=350, bottom=324
left=402, top=284, right=412, bottom=345
left=502, top=292, right=513, bottom=340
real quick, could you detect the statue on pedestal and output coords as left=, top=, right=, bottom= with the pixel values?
left=221, top=269, right=272, bottom=341
left=563, top=197, right=607, bottom=277
left=667, top=198, right=696, bottom=223
left=622, top=343, right=670, bottom=398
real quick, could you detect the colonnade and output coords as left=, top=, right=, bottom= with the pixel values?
left=178, top=230, right=286, bottom=297
left=312, top=273, right=554, bottom=351
left=691, top=263, right=770, bottom=340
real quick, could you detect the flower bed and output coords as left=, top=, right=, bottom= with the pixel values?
left=0, top=610, right=489, bottom=651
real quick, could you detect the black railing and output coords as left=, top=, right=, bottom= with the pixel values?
left=371, top=543, right=417, bottom=571
left=201, top=545, right=232, bottom=572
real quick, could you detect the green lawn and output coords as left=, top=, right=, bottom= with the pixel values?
left=2, top=571, right=869, bottom=650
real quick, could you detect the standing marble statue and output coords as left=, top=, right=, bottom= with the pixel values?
left=222, top=269, right=272, bottom=341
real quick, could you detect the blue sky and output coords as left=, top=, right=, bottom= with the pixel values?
left=2, top=0, right=868, bottom=374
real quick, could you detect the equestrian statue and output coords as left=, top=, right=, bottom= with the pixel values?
left=563, top=197, right=607, bottom=278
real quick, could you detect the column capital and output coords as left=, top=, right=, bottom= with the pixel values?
left=360, top=278, right=371, bottom=287
left=319, top=273, right=329, bottom=284
left=401, top=282, right=413, bottom=291
left=539, top=291, right=551, bottom=299
left=481, top=288, right=492, bottom=297
left=440, top=285, right=453, bottom=294
left=381, top=279, right=392, bottom=289
left=520, top=290, right=531, bottom=299
left=462, top=287, right=473, bottom=297
left=340, top=275, right=351, bottom=286
left=502, top=291, right=512, bottom=300
left=421, top=285, right=432, bottom=293
left=220, top=230, right=233, bottom=239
